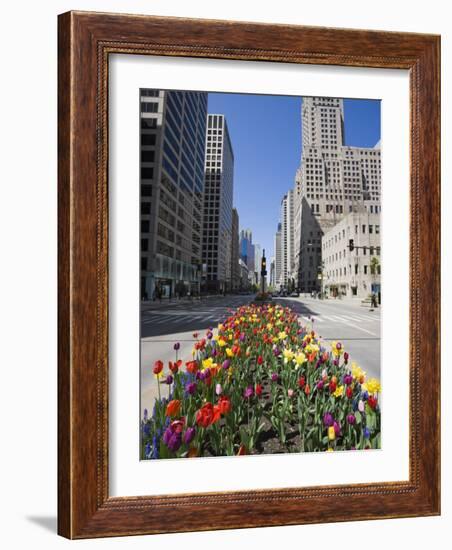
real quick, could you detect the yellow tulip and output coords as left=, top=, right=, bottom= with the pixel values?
left=328, top=426, right=336, bottom=441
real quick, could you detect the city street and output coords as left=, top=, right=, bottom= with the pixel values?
left=140, top=295, right=380, bottom=414
left=275, top=296, right=381, bottom=379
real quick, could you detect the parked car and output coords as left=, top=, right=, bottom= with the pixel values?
left=290, top=291, right=300, bottom=297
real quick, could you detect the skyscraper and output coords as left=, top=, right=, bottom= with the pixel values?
left=280, top=190, right=295, bottom=288
left=140, top=89, right=208, bottom=300
left=274, top=223, right=282, bottom=288
left=231, top=208, right=240, bottom=291
left=239, top=229, right=255, bottom=274
left=202, top=114, right=234, bottom=293
left=294, top=97, right=381, bottom=292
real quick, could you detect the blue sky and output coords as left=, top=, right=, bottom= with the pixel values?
left=207, top=93, right=381, bottom=261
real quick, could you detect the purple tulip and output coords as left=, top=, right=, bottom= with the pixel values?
left=173, top=342, right=180, bottom=351
left=343, top=374, right=353, bottom=386
left=336, top=342, right=342, bottom=350
left=162, top=427, right=172, bottom=446
left=186, top=382, right=197, bottom=395
left=273, top=347, right=280, bottom=356
left=271, top=372, right=279, bottom=382
left=323, top=412, right=334, bottom=427
left=167, top=431, right=182, bottom=452
left=333, top=421, right=341, bottom=436
left=183, top=427, right=196, bottom=445
left=244, top=386, right=254, bottom=399
left=316, top=380, right=324, bottom=390
left=207, top=331, right=213, bottom=340
left=239, top=333, right=246, bottom=342
left=333, top=359, right=339, bottom=367
left=165, top=374, right=173, bottom=385
left=343, top=351, right=349, bottom=363
left=211, top=348, right=218, bottom=357
left=364, top=427, right=371, bottom=439
left=222, top=359, right=231, bottom=370
left=347, top=413, right=356, bottom=425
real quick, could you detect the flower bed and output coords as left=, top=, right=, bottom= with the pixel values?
left=141, top=303, right=381, bottom=459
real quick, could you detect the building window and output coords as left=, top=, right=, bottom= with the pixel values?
left=141, top=220, right=150, bottom=233
left=141, top=167, right=154, bottom=180
left=364, top=265, right=368, bottom=275
left=141, top=150, right=155, bottom=163
left=141, top=134, right=156, bottom=146
left=141, top=185, right=152, bottom=197
left=141, top=202, right=151, bottom=214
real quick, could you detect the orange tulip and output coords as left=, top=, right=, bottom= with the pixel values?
left=165, top=399, right=181, bottom=418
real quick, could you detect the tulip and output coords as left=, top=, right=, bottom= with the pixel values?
left=183, top=427, right=196, bottom=445
left=271, top=373, right=279, bottom=382
left=367, top=396, right=377, bottom=410
left=222, top=359, right=231, bottom=370
left=255, top=383, right=263, bottom=396
left=244, top=386, right=254, bottom=399
left=346, top=386, right=353, bottom=399
left=165, top=399, right=181, bottom=418
left=358, top=399, right=365, bottom=412
left=288, top=389, right=294, bottom=398
left=346, top=413, right=356, bottom=425
left=323, top=412, right=334, bottom=427
left=298, top=376, right=306, bottom=389
left=165, top=374, right=173, bottom=385
left=333, top=421, right=341, bottom=436
left=173, top=342, right=180, bottom=351
left=215, top=383, right=223, bottom=396
left=153, top=360, right=164, bottom=375
left=186, top=382, right=197, bottom=395
left=316, top=380, right=324, bottom=390
left=328, top=426, right=336, bottom=441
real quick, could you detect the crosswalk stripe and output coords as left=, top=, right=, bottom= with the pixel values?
left=335, top=315, right=370, bottom=323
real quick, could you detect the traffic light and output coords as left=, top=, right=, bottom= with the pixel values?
left=349, top=239, right=354, bottom=252
left=261, top=256, right=267, bottom=277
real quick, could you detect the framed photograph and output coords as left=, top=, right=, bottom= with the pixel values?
left=58, top=11, right=440, bottom=538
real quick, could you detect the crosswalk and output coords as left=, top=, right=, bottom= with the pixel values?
left=142, top=308, right=230, bottom=327
left=298, top=312, right=380, bottom=324
left=142, top=310, right=379, bottom=327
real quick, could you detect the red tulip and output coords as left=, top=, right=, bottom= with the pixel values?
left=153, top=360, right=164, bottom=375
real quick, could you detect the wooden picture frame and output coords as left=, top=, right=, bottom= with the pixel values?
left=58, top=11, right=440, bottom=538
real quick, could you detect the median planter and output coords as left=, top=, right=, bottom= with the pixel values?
left=141, top=303, right=381, bottom=459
